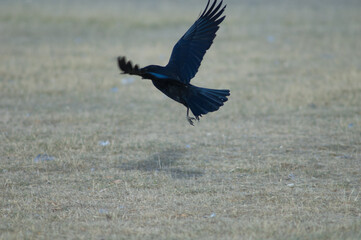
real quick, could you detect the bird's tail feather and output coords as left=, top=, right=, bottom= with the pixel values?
left=187, top=85, right=230, bottom=119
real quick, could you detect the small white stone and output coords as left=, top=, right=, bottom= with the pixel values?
left=98, top=140, right=110, bottom=146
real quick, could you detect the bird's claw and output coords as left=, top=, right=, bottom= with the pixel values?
left=187, top=116, right=196, bottom=126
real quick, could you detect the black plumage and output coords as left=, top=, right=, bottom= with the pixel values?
left=117, top=0, right=230, bottom=125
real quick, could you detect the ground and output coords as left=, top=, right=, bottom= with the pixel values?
left=0, top=0, right=360, bottom=239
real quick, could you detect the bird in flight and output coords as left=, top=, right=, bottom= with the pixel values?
left=117, top=0, right=230, bottom=125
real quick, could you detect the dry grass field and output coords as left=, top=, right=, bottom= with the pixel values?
left=1, top=0, right=361, bottom=239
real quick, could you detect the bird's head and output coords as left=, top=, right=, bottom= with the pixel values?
left=140, top=65, right=170, bottom=80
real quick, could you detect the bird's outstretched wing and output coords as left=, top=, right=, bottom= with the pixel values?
left=166, top=0, right=226, bottom=84
left=117, top=56, right=143, bottom=76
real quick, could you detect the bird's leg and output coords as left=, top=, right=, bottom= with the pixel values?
left=186, top=108, right=196, bottom=126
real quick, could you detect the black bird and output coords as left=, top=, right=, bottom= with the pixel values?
left=117, top=0, right=230, bottom=125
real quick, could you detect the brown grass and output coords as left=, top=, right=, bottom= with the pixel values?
left=1, top=0, right=360, bottom=239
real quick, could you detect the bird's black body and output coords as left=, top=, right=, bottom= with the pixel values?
left=117, top=0, right=230, bottom=125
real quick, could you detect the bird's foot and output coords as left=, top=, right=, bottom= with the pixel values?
left=187, top=116, right=196, bottom=126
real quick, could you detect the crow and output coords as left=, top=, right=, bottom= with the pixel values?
left=117, top=0, right=230, bottom=125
